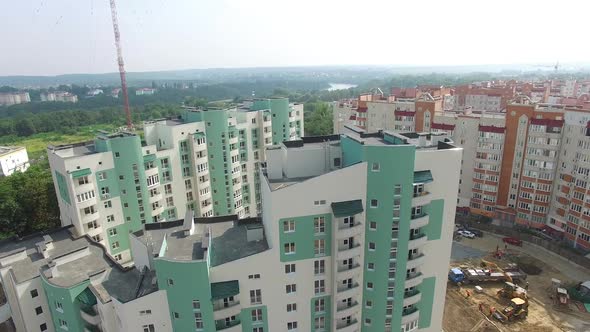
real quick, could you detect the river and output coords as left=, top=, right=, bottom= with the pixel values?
left=326, top=83, right=358, bottom=91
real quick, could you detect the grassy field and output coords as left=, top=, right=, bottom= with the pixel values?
left=5, top=124, right=119, bottom=161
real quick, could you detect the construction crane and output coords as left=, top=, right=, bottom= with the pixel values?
left=108, top=0, right=133, bottom=130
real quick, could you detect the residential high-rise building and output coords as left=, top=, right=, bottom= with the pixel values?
left=2, top=125, right=461, bottom=332
left=47, top=98, right=304, bottom=263
left=0, top=92, right=30, bottom=106
left=0, top=146, right=30, bottom=177
left=40, top=92, right=78, bottom=103
left=334, top=82, right=590, bottom=251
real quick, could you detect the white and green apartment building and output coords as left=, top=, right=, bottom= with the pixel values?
left=47, top=98, right=303, bottom=264
left=2, top=125, right=461, bottom=332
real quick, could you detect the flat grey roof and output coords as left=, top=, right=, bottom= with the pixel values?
left=0, top=227, right=155, bottom=303
left=209, top=222, right=268, bottom=267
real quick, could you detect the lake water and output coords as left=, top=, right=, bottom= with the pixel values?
left=326, top=83, right=358, bottom=91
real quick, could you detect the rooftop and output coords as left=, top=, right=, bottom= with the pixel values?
left=342, top=125, right=458, bottom=150
left=0, top=146, right=26, bottom=157
left=0, top=226, right=154, bottom=303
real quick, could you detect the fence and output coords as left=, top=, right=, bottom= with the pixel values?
left=455, top=215, right=590, bottom=271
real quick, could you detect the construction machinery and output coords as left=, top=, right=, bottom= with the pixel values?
left=448, top=263, right=527, bottom=285
left=497, top=282, right=528, bottom=300
left=493, top=297, right=529, bottom=322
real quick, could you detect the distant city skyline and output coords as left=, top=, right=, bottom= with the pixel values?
left=1, top=0, right=589, bottom=76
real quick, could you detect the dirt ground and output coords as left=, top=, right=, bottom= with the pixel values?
left=444, top=232, right=590, bottom=332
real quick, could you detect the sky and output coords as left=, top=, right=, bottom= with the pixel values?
left=1, top=0, right=589, bottom=76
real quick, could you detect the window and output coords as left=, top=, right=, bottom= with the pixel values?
left=368, top=242, right=376, bottom=251
left=250, top=289, right=262, bottom=304
left=58, top=319, right=68, bottom=329
left=314, top=298, right=325, bottom=312
left=195, top=312, right=203, bottom=329
left=55, top=301, right=63, bottom=312
left=365, top=300, right=373, bottom=308
left=285, top=263, right=296, bottom=274
left=284, top=242, right=296, bottom=255
left=370, top=199, right=378, bottom=207
left=287, top=303, right=297, bottom=312
left=253, top=328, right=264, bottom=332
left=314, top=239, right=325, bottom=255
left=314, top=316, right=325, bottom=330
left=104, top=200, right=112, bottom=208
left=78, top=176, right=89, bottom=185
left=167, top=278, right=174, bottom=286
left=98, top=172, right=107, bottom=180
left=283, top=220, right=295, bottom=232
left=314, top=279, right=325, bottom=294
left=365, top=318, right=372, bottom=326
left=192, top=300, right=201, bottom=310
left=334, top=158, right=341, bottom=167
left=108, top=228, right=117, bottom=236
left=107, top=214, right=115, bottom=222
left=40, top=323, right=47, bottom=331
left=287, top=322, right=298, bottom=331
left=35, top=306, right=43, bottom=315
left=313, top=200, right=326, bottom=205
left=314, top=217, right=325, bottom=234
left=286, top=284, right=296, bottom=294
left=367, top=262, right=375, bottom=270
left=314, top=260, right=325, bottom=275
left=367, top=282, right=374, bottom=290
left=248, top=274, right=261, bottom=279
left=251, top=309, right=263, bottom=322
left=185, top=179, right=192, bottom=190
left=111, top=241, right=120, bottom=249
left=142, top=324, right=155, bottom=332
left=371, top=162, right=380, bottom=171
left=139, top=309, right=152, bottom=316
left=369, top=221, right=377, bottom=230
left=30, top=289, right=39, bottom=298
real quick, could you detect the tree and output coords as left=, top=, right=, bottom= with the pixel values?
left=304, top=102, right=333, bottom=136
left=15, top=118, right=36, bottom=136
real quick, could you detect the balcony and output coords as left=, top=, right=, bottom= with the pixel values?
left=336, top=301, right=360, bottom=318
left=412, top=191, right=431, bottom=207
left=403, top=289, right=422, bottom=307
left=213, top=301, right=241, bottom=320
left=152, top=204, right=165, bottom=216
left=75, top=182, right=94, bottom=195
left=337, top=244, right=362, bottom=260
left=405, top=272, right=424, bottom=288
left=337, top=263, right=361, bottom=280
left=410, top=213, right=429, bottom=229
left=408, top=233, right=427, bottom=250
left=336, top=222, right=363, bottom=239
left=145, top=167, right=159, bottom=178
left=78, top=196, right=98, bottom=209
left=406, top=253, right=426, bottom=270
left=401, top=307, right=420, bottom=324
left=80, top=304, right=100, bottom=326
left=81, top=210, right=99, bottom=224
left=336, top=283, right=360, bottom=300
left=336, top=319, right=358, bottom=331
left=229, top=136, right=239, bottom=145
left=215, top=318, right=241, bottom=331
left=148, top=191, right=163, bottom=204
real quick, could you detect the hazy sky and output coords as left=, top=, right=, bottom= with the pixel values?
left=1, top=0, right=589, bottom=76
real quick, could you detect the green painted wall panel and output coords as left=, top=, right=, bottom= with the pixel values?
left=240, top=305, right=268, bottom=332
left=425, top=199, right=444, bottom=241
left=55, top=171, right=70, bottom=204
left=41, top=277, right=89, bottom=332
left=278, top=213, right=332, bottom=262
left=310, top=295, right=331, bottom=331
left=154, top=259, right=216, bottom=332
left=269, top=98, right=290, bottom=145
left=95, top=169, right=121, bottom=199
left=417, top=277, right=436, bottom=329
left=340, top=136, right=363, bottom=167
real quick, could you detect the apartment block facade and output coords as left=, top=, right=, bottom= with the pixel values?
left=0, top=146, right=30, bottom=177
left=1, top=126, right=461, bottom=332
left=47, top=98, right=303, bottom=263
left=333, top=82, right=590, bottom=251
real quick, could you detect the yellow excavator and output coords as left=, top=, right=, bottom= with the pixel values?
left=493, top=297, right=529, bottom=322
left=497, top=282, right=528, bottom=300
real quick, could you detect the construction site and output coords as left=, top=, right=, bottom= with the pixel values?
left=444, top=232, right=590, bottom=332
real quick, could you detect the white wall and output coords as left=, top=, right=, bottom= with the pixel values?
left=113, top=290, right=172, bottom=332
left=414, top=147, right=462, bottom=332
left=0, top=148, right=29, bottom=176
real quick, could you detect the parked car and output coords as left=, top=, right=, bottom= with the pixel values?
left=467, top=228, right=483, bottom=237
left=502, top=237, right=523, bottom=246
left=458, top=230, right=475, bottom=239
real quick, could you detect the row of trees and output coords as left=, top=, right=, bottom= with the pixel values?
left=0, top=160, right=60, bottom=239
